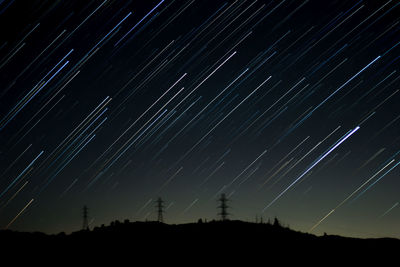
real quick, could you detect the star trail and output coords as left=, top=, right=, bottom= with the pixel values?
left=0, top=0, right=399, bottom=238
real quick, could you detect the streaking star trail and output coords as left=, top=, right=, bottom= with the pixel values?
left=263, top=126, right=360, bottom=211
left=0, top=0, right=399, bottom=238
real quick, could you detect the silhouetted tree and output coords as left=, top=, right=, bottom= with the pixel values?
left=273, top=217, right=281, bottom=227
left=57, top=232, right=66, bottom=237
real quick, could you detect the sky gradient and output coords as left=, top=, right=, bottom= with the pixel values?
left=0, top=0, right=399, bottom=238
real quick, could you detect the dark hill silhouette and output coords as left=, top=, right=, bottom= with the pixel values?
left=1, top=219, right=399, bottom=262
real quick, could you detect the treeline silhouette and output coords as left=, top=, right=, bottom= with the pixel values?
left=1, top=218, right=399, bottom=258
left=1, top=197, right=399, bottom=261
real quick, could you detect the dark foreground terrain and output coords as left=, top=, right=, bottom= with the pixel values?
left=1, top=220, right=399, bottom=262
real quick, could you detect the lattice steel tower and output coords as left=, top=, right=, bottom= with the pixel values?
left=156, top=197, right=164, bottom=223
left=218, top=193, right=230, bottom=221
left=82, top=205, right=89, bottom=230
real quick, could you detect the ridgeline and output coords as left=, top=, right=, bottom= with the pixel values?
left=1, top=219, right=399, bottom=259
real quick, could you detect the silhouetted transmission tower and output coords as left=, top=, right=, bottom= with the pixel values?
left=82, top=205, right=89, bottom=230
left=156, top=197, right=164, bottom=223
left=218, top=193, right=230, bottom=221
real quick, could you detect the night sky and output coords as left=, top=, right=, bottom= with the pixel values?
left=0, top=0, right=399, bottom=238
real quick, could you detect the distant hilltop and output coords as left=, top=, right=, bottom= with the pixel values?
left=1, top=219, right=399, bottom=260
